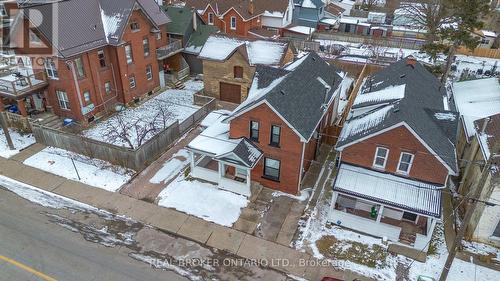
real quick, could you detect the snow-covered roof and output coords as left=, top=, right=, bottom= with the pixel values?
left=188, top=111, right=263, bottom=168
left=286, top=25, right=316, bottom=35
left=481, top=30, right=497, bottom=38
left=198, top=35, right=289, bottom=66
left=473, top=114, right=500, bottom=165
left=320, top=18, right=339, bottom=25
left=452, top=78, right=500, bottom=138
left=353, top=84, right=406, bottom=107
left=334, top=164, right=443, bottom=218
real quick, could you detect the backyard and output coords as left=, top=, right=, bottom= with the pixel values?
left=0, top=128, right=36, bottom=158
left=83, top=80, right=204, bottom=149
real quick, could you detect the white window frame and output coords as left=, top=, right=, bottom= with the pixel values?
left=0, top=4, right=7, bottom=17
left=143, top=38, right=150, bottom=57
left=104, top=81, right=112, bottom=94
left=208, top=12, right=214, bottom=25
left=156, top=32, right=162, bottom=40
left=129, top=76, right=136, bottom=89
left=74, top=57, right=85, bottom=78
left=83, top=91, right=91, bottom=103
left=372, top=147, right=389, bottom=169
left=45, top=58, right=58, bottom=79
left=125, top=44, right=133, bottom=64
left=396, top=152, right=414, bottom=175
left=230, top=16, right=236, bottom=30
left=56, top=90, right=70, bottom=110
left=263, top=157, right=280, bottom=181
left=145, top=64, right=152, bottom=80
left=97, top=50, right=106, bottom=68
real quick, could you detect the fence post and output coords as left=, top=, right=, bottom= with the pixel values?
left=0, top=112, right=15, bottom=150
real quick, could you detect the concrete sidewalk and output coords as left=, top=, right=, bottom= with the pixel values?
left=0, top=148, right=372, bottom=281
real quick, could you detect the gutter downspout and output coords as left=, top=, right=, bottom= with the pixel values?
left=297, top=141, right=306, bottom=195
left=67, top=61, right=85, bottom=118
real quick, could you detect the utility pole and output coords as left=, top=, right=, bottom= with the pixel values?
left=439, top=143, right=499, bottom=281
left=0, top=112, right=15, bottom=150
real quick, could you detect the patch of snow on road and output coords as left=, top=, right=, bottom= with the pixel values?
left=0, top=175, right=99, bottom=211
left=23, top=147, right=134, bottom=192
left=149, top=149, right=190, bottom=184
left=157, top=175, right=248, bottom=227
left=0, top=129, right=35, bottom=158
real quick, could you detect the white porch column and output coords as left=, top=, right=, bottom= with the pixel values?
left=218, top=162, right=224, bottom=182
left=189, top=150, right=195, bottom=171
left=329, top=191, right=339, bottom=214
left=246, top=168, right=251, bottom=188
left=376, top=205, right=385, bottom=223
left=428, top=218, right=437, bottom=236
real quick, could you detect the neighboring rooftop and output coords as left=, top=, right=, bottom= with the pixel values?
left=198, top=35, right=290, bottom=66
left=15, top=0, right=170, bottom=58
left=164, top=5, right=198, bottom=35
left=452, top=78, right=500, bottom=139
left=337, top=57, right=459, bottom=174
left=226, top=52, right=344, bottom=141
left=185, top=0, right=289, bottom=20
left=184, top=25, right=220, bottom=54
left=473, top=114, right=500, bottom=165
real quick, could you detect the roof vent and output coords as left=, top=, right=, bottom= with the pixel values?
left=406, top=56, right=417, bottom=68
left=400, top=74, right=406, bottom=78
left=393, top=107, right=400, bottom=113
left=280, top=90, right=286, bottom=95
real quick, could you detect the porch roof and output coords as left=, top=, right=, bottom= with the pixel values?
left=333, top=164, right=443, bottom=218
left=188, top=111, right=263, bottom=168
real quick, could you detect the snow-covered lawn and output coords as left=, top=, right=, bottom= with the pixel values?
left=23, top=147, right=135, bottom=192
left=149, top=149, right=190, bottom=184
left=157, top=174, right=248, bottom=227
left=0, top=129, right=35, bottom=158
left=83, top=80, right=203, bottom=148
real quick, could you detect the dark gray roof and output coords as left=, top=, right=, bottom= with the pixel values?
left=20, top=0, right=169, bottom=58
left=337, top=58, right=459, bottom=174
left=217, top=138, right=263, bottom=168
left=228, top=52, right=343, bottom=141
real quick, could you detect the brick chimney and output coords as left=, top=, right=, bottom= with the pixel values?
left=406, top=56, right=417, bottom=68
left=248, top=0, right=254, bottom=15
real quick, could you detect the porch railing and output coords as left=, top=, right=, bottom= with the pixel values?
left=157, top=39, right=183, bottom=60
left=0, top=72, right=48, bottom=97
left=165, top=66, right=190, bottom=84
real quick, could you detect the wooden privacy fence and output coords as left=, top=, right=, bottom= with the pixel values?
left=314, top=32, right=426, bottom=50
left=32, top=95, right=216, bottom=171
left=457, top=46, right=500, bottom=59
left=3, top=111, right=31, bottom=132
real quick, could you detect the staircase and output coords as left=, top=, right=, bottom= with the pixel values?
left=172, top=80, right=185, bottom=89
left=32, top=113, right=64, bottom=130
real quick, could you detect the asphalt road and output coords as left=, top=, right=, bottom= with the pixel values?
left=0, top=187, right=189, bottom=281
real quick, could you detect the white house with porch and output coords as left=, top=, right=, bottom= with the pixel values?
left=186, top=111, right=262, bottom=197
left=329, top=164, right=440, bottom=250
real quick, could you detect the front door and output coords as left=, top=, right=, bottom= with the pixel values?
left=219, top=82, right=241, bottom=104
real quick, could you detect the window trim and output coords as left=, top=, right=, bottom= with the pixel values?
left=270, top=125, right=281, bottom=147
left=233, top=66, right=243, bottom=78
left=74, top=57, right=85, bottom=78
left=249, top=120, right=259, bottom=141
left=143, top=37, right=150, bottom=57
left=104, top=81, right=112, bottom=94
left=83, top=90, right=91, bottom=103
left=125, top=44, right=133, bottom=64
left=130, top=21, right=140, bottom=32
left=230, top=16, right=237, bottom=30
left=97, top=50, right=106, bottom=68
left=372, top=147, right=389, bottom=169
left=263, top=157, right=280, bottom=181
left=145, top=64, right=153, bottom=81
left=208, top=12, right=214, bottom=25
left=396, top=152, right=414, bottom=175
left=129, top=76, right=136, bottom=89
left=44, top=58, right=58, bottom=79
left=56, top=90, right=70, bottom=110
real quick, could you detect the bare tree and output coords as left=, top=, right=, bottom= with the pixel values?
left=362, top=0, right=382, bottom=10
left=99, top=102, right=174, bottom=149
left=398, top=0, right=451, bottom=44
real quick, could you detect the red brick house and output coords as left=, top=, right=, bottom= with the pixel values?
left=186, top=52, right=344, bottom=195
left=0, top=0, right=182, bottom=125
left=185, top=0, right=293, bottom=38
left=330, top=57, right=459, bottom=251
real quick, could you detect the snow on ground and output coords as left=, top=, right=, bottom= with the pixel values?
left=157, top=174, right=248, bottom=227
left=0, top=129, right=35, bottom=158
left=462, top=240, right=500, bottom=258
left=149, top=149, right=190, bottom=184
left=24, top=147, right=134, bottom=192
left=272, top=188, right=312, bottom=202
left=83, top=80, right=203, bottom=148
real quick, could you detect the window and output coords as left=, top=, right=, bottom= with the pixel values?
left=44, top=58, right=58, bottom=79
left=234, top=66, right=243, bottom=78
left=143, top=38, right=150, bottom=56
left=208, top=12, right=214, bottom=25
left=0, top=4, right=6, bottom=16
left=493, top=221, right=500, bottom=238
left=397, top=152, right=414, bottom=174
left=83, top=91, right=91, bottom=103
left=125, top=44, right=133, bottom=64
left=29, top=30, right=41, bottom=43
left=230, top=16, right=236, bottom=30
left=74, top=57, right=85, bottom=78
left=270, top=125, right=281, bottom=147
left=481, top=38, right=490, bottom=45
left=263, top=158, right=280, bottom=181
left=373, top=147, right=389, bottom=169
left=104, top=82, right=112, bottom=94
left=156, top=32, right=162, bottom=40
left=130, top=21, right=140, bottom=31
left=129, top=76, right=136, bottom=89
left=97, top=50, right=106, bottom=68
left=250, top=121, right=259, bottom=141
left=56, top=90, right=70, bottom=110
left=146, top=64, right=153, bottom=80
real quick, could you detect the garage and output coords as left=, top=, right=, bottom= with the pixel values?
left=219, top=82, right=241, bottom=104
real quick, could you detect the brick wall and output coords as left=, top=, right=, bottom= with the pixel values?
left=340, top=125, right=450, bottom=185
left=200, top=7, right=262, bottom=37
left=229, top=103, right=304, bottom=194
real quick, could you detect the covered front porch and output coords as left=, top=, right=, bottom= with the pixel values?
left=328, top=164, right=442, bottom=250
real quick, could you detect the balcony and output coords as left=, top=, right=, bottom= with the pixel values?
left=156, top=39, right=183, bottom=60
left=0, top=71, right=48, bottom=99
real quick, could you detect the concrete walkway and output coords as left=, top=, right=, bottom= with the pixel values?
left=0, top=147, right=373, bottom=281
